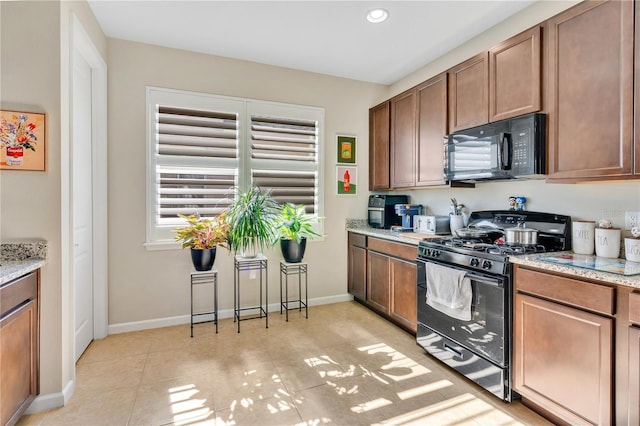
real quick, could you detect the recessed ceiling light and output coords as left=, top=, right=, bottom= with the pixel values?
left=367, top=8, right=388, bottom=23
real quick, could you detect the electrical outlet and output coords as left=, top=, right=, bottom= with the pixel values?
left=250, top=270, right=257, bottom=279
left=625, top=211, right=640, bottom=230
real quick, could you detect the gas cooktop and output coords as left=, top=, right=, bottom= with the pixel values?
left=417, top=210, right=572, bottom=274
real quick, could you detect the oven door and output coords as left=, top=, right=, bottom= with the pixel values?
left=416, top=259, right=509, bottom=367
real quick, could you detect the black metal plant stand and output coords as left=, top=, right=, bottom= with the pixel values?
left=233, top=255, right=268, bottom=333
left=190, top=267, right=218, bottom=337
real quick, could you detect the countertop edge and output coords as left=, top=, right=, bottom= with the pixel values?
left=346, top=226, right=423, bottom=246
left=510, top=252, right=640, bottom=288
left=0, top=258, right=46, bottom=286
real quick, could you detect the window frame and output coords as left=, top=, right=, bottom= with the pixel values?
left=145, top=87, right=324, bottom=250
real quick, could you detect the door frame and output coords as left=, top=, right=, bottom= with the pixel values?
left=65, top=14, right=108, bottom=352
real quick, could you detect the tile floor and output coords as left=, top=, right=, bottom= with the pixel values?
left=18, top=301, right=552, bottom=426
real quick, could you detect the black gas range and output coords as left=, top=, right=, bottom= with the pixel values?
left=418, top=210, right=572, bottom=271
left=416, top=210, right=571, bottom=401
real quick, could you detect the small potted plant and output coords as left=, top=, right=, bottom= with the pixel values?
left=225, top=186, right=279, bottom=258
left=275, top=203, right=321, bottom=263
left=174, top=212, right=230, bottom=271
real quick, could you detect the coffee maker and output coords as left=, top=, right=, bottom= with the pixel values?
left=393, top=204, right=423, bottom=232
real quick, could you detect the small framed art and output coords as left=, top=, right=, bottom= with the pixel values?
left=0, top=110, right=46, bottom=171
left=337, top=134, right=356, bottom=164
left=337, top=166, right=357, bottom=195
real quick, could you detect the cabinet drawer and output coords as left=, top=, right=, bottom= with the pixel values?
left=516, top=267, right=614, bottom=316
left=0, top=272, right=37, bottom=318
left=348, top=233, right=367, bottom=248
left=368, top=238, right=417, bottom=262
left=629, top=292, right=640, bottom=324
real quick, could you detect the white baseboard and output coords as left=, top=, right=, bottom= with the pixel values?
left=108, top=293, right=353, bottom=334
left=26, top=379, right=75, bottom=414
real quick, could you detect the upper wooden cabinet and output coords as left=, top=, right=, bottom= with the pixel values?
left=388, top=73, right=448, bottom=189
left=448, top=52, right=489, bottom=132
left=489, top=26, right=542, bottom=122
left=635, top=0, right=640, bottom=176
left=547, top=0, right=634, bottom=180
left=369, top=101, right=391, bottom=190
left=390, top=89, right=417, bottom=188
left=416, top=73, right=448, bottom=186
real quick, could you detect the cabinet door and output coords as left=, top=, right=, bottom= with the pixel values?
left=635, top=0, right=640, bottom=175
left=514, top=293, right=613, bottom=425
left=389, top=258, right=417, bottom=332
left=489, top=26, right=541, bottom=122
left=448, top=52, right=489, bottom=132
left=547, top=0, right=633, bottom=179
left=629, top=326, right=640, bottom=425
left=390, top=89, right=417, bottom=188
left=416, top=73, right=447, bottom=186
left=367, top=251, right=390, bottom=314
left=348, top=244, right=367, bottom=301
left=1, top=299, right=39, bottom=426
left=369, top=101, right=390, bottom=190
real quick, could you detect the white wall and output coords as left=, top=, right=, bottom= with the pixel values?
left=1, top=0, right=106, bottom=404
left=106, top=39, right=386, bottom=326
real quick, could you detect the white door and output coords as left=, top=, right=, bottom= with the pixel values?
left=73, top=51, right=94, bottom=362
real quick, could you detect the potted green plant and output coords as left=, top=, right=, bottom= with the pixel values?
left=225, top=186, right=279, bottom=258
left=275, top=203, right=321, bottom=263
left=174, top=212, right=230, bottom=271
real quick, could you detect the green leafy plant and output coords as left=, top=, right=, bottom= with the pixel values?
left=275, top=203, right=321, bottom=243
left=173, top=212, right=230, bottom=249
left=225, top=186, right=279, bottom=255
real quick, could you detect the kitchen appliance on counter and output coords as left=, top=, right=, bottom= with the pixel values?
left=414, top=215, right=450, bottom=235
left=445, top=113, right=546, bottom=182
left=392, top=204, right=423, bottom=232
left=367, top=194, right=408, bottom=229
left=416, top=210, right=571, bottom=402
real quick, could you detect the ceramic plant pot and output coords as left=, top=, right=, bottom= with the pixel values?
left=190, top=247, right=216, bottom=271
left=280, top=238, right=307, bottom=263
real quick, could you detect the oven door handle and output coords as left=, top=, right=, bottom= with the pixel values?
left=443, top=343, right=464, bottom=359
left=463, top=271, right=504, bottom=288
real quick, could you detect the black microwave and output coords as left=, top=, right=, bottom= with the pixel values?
left=445, top=113, right=546, bottom=182
left=368, top=194, right=408, bottom=229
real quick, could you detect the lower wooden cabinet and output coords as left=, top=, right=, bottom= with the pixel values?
left=347, top=233, right=367, bottom=301
left=629, top=325, right=640, bottom=425
left=367, top=251, right=391, bottom=314
left=1, top=271, right=40, bottom=426
left=347, top=232, right=418, bottom=333
left=389, top=257, right=417, bottom=332
left=514, top=266, right=614, bottom=425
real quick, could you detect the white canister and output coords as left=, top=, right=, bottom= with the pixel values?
left=625, top=238, right=640, bottom=262
left=572, top=220, right=596, bottom=255
left=595, top=228, right=621, bottom=258
left=449, top=215, right=464, bottom=234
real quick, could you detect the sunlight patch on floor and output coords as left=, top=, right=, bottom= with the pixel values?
left=396, top=379, right=453, bottom=400
left=351, top=397, right=393, bottom=413
left=375, top=392, right=525, bottom=426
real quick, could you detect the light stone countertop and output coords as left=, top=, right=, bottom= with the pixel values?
left=0, top=240, right=48, bottom=286
left=510, top=251, right=640, bottom=289
left=345, top=219, right=448, bottom=246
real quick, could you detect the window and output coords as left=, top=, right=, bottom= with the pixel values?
left=146, top=87, right=324, bottom=248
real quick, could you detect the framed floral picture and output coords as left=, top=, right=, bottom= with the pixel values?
left=337, top=134, right=356, bottom=164
left=0, top=110, right=46, bottom=171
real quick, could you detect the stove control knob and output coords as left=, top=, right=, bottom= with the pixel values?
left=433, top=250, right=441, bottom=257
left=470, top=258, right=479, bottom=267
left=482, top=260, right=492, bottom=270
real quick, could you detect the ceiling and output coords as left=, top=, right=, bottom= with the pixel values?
left=87, top=0, right=537, bottom=85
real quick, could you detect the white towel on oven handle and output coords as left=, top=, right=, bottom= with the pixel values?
left=425, top=262, right=472, bottom=321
